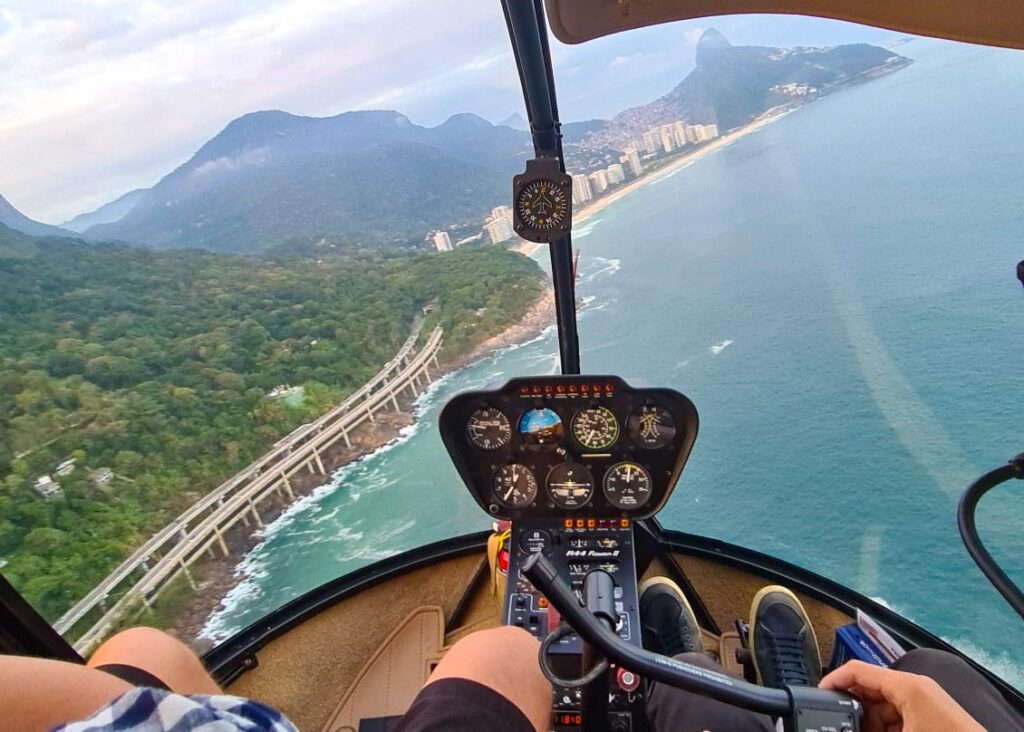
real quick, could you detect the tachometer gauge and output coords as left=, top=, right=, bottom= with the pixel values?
left=466, top=407, right=511, bottom=450
left=627, top=403, right=676, bottom=449
left=602, top=462, right=653, bottom=510
left=492, top=464, right=538, bottom=508
left=546, top=462, right=595, bottom=509
left=571, top=407, right=619, bottom=450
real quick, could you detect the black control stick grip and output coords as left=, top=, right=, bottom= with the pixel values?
left=521, top=552, right=862, bottom=730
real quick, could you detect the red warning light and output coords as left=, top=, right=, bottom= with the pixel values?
left=605, top=383, right=614, bottom=392
left=580, top=384, right=589, bottom=393
left=556, top=384, right=565, bottom=393
left=568, top=384, right=578, bottom=393
left=544, top=384, right=553, bottom=394
left=532, top=385, right=542, bottom=394
left=592, top=384, right=602, bottom=393
left=519, top=385, right=529, bottom=395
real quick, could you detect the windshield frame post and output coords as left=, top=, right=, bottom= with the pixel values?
left=502, top=0, right=581, bottom=374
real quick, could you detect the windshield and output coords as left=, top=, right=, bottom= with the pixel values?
left=1, top=2, right=1021, bottom=688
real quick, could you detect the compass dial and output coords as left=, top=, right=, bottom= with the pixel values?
left=602, top=462, right=653, bottom=510
left=546, top=462, right=595, bottom=509
left=492, top=464, right=538, bottom=508
left=466, top=407, right=511, bottom=450
left=515, top=179, right=569, bottom=232
left=571, top=407, right=619, bottom=450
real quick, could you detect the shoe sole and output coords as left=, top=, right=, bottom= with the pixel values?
left=638, top=576, right=702, bottom=652
left=748, top=584, right=822, bottom=687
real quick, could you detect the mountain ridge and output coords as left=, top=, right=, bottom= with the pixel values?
left=73, top=29, right=908, bottom=254
left=0, top=193, right=75, bottom=238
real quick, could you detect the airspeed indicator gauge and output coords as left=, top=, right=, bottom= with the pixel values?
left=512, top=158, right=572, bottom=243
left=466, top=407, right=511, bottom=450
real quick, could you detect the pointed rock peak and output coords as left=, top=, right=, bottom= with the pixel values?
left=695, top=28, right=732, bottom=64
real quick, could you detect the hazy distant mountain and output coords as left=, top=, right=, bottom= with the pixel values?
left=579, top=29, right=910, bottom=149
left=498, top=112, right=529, bottom=131
left=0, top=193, right=73, bottom=238
left=77, top=30, right=907, bottom=255
left=88, top=110, right=532, bottom=253
left=63, top=188, right=146, bottom=233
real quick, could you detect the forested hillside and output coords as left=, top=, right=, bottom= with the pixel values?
left=0, top=224, right=543, bottom=619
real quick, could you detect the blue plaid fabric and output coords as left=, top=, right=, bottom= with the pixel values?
left=52, top=688, right=298, bottom=732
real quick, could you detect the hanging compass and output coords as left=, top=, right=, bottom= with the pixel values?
left=512, top=158, right=572, bottom=243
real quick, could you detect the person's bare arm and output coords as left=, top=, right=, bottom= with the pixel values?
left=820, top=660, right=984, bottom=732
left=0, top=655, right=132, bottom=731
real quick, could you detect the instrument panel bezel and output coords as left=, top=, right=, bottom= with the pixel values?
left=439, top=375, right=699, bottom=520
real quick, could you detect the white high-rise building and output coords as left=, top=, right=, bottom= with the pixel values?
left=659, top=126, right=675, bottom=154
left=685, top=124, right=701, bottom=144
left=672, top=121, right=688, bottom=148
left=587, top=170, right=609, bottom=194
left=484, top=217, right=514, bottom=244
left=571, top=174, right=593, bottom=205
left=605, top=163, right=626, bottom=185
left=622, top=148, right=642, bottom=178
left=490, top=205, right=513, bottom=225
left=641, top=129, right=660, bottom=155
left=432, top=231, right=452, bottom=252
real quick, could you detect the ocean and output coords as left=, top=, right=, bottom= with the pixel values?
left=201, top=38, right=1024, bottom=687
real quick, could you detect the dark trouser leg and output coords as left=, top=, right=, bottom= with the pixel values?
left=893, top=648, right=1023, bottom=731
left=647, top=652, right=775, bottom=732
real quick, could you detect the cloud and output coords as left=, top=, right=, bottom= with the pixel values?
left=0, top=0, right=519, bottom=222
left=683, top=26, right=706, bottom=47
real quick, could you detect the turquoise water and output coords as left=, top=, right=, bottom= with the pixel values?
left=203, top=39, right=1024, bottom=686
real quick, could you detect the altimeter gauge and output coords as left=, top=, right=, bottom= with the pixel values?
left=546, top=462, right=595, bottom=509
left=466, top=407, right=511, bottom=450
left=603, top=461, right=653, bottom=510
left=492, top=464, right=538, bottom=508
left=512, top=158, right=572, bottom=243
left=571, top=407, right=619, bottom=450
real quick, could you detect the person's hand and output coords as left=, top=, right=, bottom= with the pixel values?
left=820, top=660, right=984, bottom=732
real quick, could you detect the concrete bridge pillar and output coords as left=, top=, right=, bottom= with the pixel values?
left=366, top=404, right=376, bottom=424
left=312, top=447, right=326, bottom=474
left=249, top=499, right=264, bottom=528
left=215, top=528, right=230, bottom=557
left=180, top=559, right=198, bottom=590
left=280, top=472, right=296, bottom=500
left=340, top=427, right=352, bottom=448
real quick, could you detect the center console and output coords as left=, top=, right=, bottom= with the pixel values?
left=439, top=376, right=700, bottom=732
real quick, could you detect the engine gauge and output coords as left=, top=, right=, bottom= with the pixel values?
left=546, top=462, right=595, bottom=509
left=492, top=464, right=538, bottom=508
left=571, top=407, right=619, bottom=450
left=466, top=407, right=511, bottom=450
left=627, top=403, right=677, bottom=449
left=602, top=462, right=653, bottom=510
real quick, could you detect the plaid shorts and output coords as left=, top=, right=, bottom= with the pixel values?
left=52, top=688, right=298, bottom=732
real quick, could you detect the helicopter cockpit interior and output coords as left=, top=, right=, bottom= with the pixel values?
left=3, top=0, right=1024, bottom=731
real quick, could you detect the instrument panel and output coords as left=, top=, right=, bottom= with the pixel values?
left=439, top=376, right=699, bottom=519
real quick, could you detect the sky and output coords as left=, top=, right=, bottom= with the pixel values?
left=0, top=1, right=900, bottom=223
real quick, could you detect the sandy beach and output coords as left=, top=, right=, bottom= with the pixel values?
left=511, top=106, right=790, bottom=258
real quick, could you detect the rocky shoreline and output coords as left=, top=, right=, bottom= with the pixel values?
left=169, top=287, right=555, bottom=645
